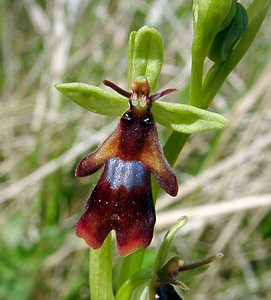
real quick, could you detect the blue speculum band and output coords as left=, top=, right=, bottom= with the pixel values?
left=105, top=157, right=147, bottom=191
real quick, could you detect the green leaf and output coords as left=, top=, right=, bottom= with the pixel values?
left=154, top=216, right=188, bottom=273
left=116, top=269, right=152, bottom=300
left=131, top=285, right=150, bottom=300
left=89, top=235, right=115, bottom=300
left=55, top=82, right=128, bottom=116
left=128, top=26, right=163, bottom=93
left=117, top=248, right=145, bottom=290
left=152, top=101, right=229, bottom=133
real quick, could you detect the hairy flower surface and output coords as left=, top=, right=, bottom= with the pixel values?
left=76, top=77, right=178, bottom=256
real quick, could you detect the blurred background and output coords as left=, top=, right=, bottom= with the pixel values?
left=0, top=1, right=271, bottom=299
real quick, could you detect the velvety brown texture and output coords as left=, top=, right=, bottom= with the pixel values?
left=75, top=76, right=178, bottom=256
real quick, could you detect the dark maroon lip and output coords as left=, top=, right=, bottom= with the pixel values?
left=75, top=79, right=178, bottom=256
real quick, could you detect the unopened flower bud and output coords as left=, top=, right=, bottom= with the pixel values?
left=192, top=0, right=234, bottom=58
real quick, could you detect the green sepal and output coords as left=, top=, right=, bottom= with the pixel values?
left=56, top=83, right=228, bottom=134
left=115, top=269, right=152, bottom=300
left=156, top=256, right=190, bottom=291
left=128, top=26, right=163, bottom=93
left=153, top=216, right=188, bottom=273
left=218, top=0, right=237, bottom=32
left=152, top=101, right=229, bottom=133
left=127, top=31, right=136, bottom=90
left=55, top=82, right=128, bottom=116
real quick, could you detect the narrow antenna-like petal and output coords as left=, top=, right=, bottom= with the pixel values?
left=103, top=80, right=130, bottom=98
left=150, top=88, right=177, bottom=102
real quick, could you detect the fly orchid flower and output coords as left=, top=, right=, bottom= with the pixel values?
left=75, top=76, right=178, bottom=256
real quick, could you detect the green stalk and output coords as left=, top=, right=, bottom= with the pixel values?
left=89, top=234, right=114, bottom=300
left=153, top=132, right=189, bottom=201
left=189, top=49, right=204, bottom=106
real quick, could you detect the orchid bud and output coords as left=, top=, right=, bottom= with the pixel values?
left=192, top=0, right=235, bottom=58
left=208, top=2, right=248, bottom=62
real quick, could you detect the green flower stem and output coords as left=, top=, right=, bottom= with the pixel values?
left=89, top=234, right=114, bottom=300
left=152, top=132, right=189, bottom=201
left=163, top=132, right=190, bottom=167
left=189, top=49, right=204, bottom=106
